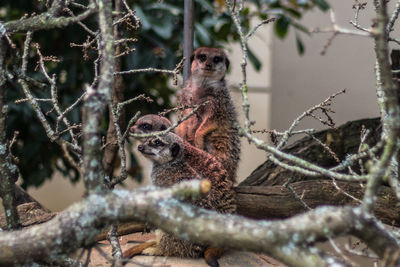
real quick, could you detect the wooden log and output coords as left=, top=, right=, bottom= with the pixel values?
left=235, top=181, right=400, bottom=227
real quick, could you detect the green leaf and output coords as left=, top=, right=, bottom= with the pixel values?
left=195, top=23, right=212, bottom=45
left=312, top=0, right=330, bottom=12
left=295, top=33, right=305, bottom=55
left=247, top=46, right=262, bottom=71
left=135, top=6, right=151, bottom=31
left=283, top=7, right=302, bottom=19
left=151, top=19, right=174, bottom=39
left=148, top=3, right=182, bottom=16
left=274, top=16, right=290, bottom=39
left=196, top=0, right=214, bottom=13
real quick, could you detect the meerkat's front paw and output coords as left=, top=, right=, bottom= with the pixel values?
left=142, top=243, right=162, bottom=256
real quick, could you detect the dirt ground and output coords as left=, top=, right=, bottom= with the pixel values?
left=84, top=232, right=285, bottom=267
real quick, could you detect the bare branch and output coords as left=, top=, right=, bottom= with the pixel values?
left=363, top=0, right=400, bottom=212
left=114, top=57, right=184, bottom=86
left=387, top=0, right=400, bottom=33
left=0, top=38, right=20, bottom=230
left=3, top=1, right=96, bottom=34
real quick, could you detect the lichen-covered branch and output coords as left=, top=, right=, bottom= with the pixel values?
left=387, top=0, right=400, bottom=33
left=0, top=180, right=207, bottom=265
left=0, top=179, right=398, bottom=266
left=107, top=224, right=122, bottom=267
left=0, top=39, right=20, bottom=230
left=363, top=0, right=400, bottom=211
left=82, top=0, right=115, bottom=194
left=3, top=0, right=96, bottom=34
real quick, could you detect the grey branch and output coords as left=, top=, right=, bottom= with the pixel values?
left=363, top=0, right=400, bottom=212
left=0, top=38, right=20, bottom=229
left=82, top=0, right=115, bottom=194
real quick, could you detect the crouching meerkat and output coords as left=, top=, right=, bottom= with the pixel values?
left=127, top=115, right=235, bottom=266
left=130, top=116, right=235, bottom=212
left=176, top=47, right=241, bottom=183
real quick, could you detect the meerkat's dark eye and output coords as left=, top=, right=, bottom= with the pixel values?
left=160, top=125, right=167, bottom=131
left=139, top=123, right=152, bottom=131
left=171, top=143, right=180, bottom=158
left=153, top=139, right=164, bottom=147
left=197, top=54, right=207, bottom=62
left=213, top=56, right=223, bottom=64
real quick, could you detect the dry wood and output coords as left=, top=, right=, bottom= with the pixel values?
left=235, top=181, right=400, bottom=227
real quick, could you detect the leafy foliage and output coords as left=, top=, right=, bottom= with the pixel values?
left=0, top=0, right=328, bottom=188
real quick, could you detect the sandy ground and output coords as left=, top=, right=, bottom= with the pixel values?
left=82, top=232, right=285, bottom=267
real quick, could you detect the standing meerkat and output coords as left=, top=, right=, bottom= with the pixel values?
left=176, top=47, right=241, bottom=182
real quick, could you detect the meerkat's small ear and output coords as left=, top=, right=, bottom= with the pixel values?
left=171, top=143, right=180, bottom=158
left=190, top=54, right=195, bottom=63
left=225, top=57, right=230, bottom=69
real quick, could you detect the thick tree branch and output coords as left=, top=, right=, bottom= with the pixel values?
left=0, top=39, right=20, bottom=230
left=364, top=0, right=400, bottom=212
left=0, top=180, right=207, bottom=265
left=82, top=0, right=115, bottom=194
left=0, top=179, right=398, bottom=266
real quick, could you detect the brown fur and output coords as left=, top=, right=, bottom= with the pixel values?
left=176, top=47, right=241, bottom=183
left=138, top=132, right=236, bottom=213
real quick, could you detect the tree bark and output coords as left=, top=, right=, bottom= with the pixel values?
left=102, top=0, right=126, bottom=180
left=0, top=39, right=21, bottom=229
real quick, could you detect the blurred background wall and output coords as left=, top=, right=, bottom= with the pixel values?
left=27, top=1, right=383, bottom=211
left=271, top=1, right=380, bottom=132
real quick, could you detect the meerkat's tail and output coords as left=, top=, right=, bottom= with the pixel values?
left=204, top=246, right=224, bottom=267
